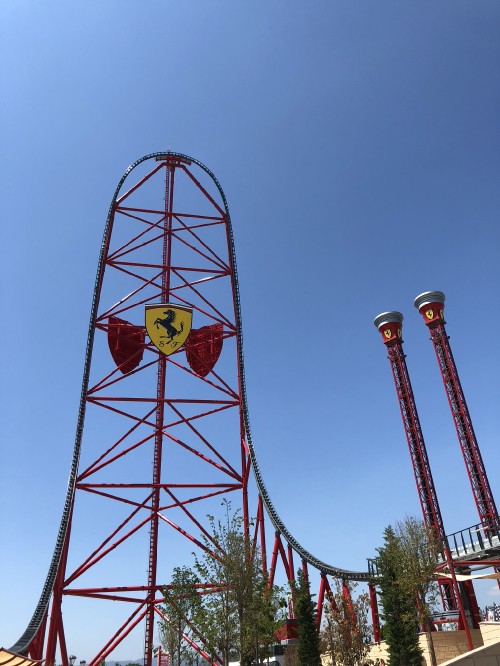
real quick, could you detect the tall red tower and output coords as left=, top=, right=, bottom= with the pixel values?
left=9, top=152, right=371, bottom=665
left=414, top=291, right=499, bottom=533
left=373, top=312, right=446, bottom=540
left=373, top=312, right=476, bottom=638
left=13, top=152, right=254, bottom=666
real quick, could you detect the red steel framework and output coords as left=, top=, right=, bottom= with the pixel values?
left=10, top=152, right=370, bottom=666
left=414, top=290, right=500, bottom=594
left=373, top=312, right=478, bottom=647
left=414, top=291, right=500, bottom=533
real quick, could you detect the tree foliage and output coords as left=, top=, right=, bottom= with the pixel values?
left=159, top=502, right=285, bottom=666
left=377, top=517, right=439, bottom=666
left=160, top=566, right=201, bottom=666
left=377, top=525, right=421, bottom=666
left=393, top=517, right=439, bottom=625
left=393, top=516, right=439, bottom=666
left=321, top=580, right=371, bottom=666
left=294, top=569, right=322, bottom=666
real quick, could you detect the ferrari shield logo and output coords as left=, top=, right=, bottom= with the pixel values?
left=425, top=309, right=434, bottom=320
left=145, top=304, right=192, bottom=355
left=384, top=329, right=392, bottom=339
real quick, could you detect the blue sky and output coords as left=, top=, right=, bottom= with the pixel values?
left=1, top=0, right=499, bottom=660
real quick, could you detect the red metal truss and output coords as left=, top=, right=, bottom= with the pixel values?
left=373, top=312, right=476, bottom=645
left=12, top=153, right=372, bottom=666
left=373, top=314, right=448, bottom=540
left=40, top=153, right=253, bottom=666
left=414, top=292, right=499, bottom=532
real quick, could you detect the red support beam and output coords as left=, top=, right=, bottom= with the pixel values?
left=316, top=574, right=327, bottom=629
left=368, top=583, right=380, bottom=643
left=258, top=496, right=268, bottom=573
left=342, top=581, right=356, bottom=628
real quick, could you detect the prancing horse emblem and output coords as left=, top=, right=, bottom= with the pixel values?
left=145, top=304, right=192, bottom=355
left=155, top=309, right=184, bottom=342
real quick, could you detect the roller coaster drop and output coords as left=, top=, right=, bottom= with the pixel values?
left=11, top=152, right=370, bottom=666
left=10, top=153, right=500, bottom=665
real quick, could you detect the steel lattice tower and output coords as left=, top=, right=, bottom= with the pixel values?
left=24, top=152, right=253, bottom=666
left=10, top=152, right=372, bottom=666
left=374, top=313, right=447, bottom=539
left=414, top=291, right=499, bottom=533
left=373, top=312, right=477, bottom=638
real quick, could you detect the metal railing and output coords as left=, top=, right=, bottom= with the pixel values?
left=443, top=522, right=500, bottom=562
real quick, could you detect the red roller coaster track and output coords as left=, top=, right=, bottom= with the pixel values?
left=10, top=152, right=368, bottom=666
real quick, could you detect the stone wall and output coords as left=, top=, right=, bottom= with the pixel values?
left=365, top=630, right=484, bottom=666
left=424, top=630, right=483, bottom=664
left=438, top=639, right=500, bottom=666
left=479, top=622, right=500, bottom=646
left=324, top=624, right=500, bottom=665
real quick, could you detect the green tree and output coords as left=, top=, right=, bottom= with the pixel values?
left=294, top=569, right=322, bottom=666
left=160, top=566, right=201, bottom=666
left=321, top=580, right=371, bottom=666
left=377, top=525, right=422, bottom=666
left=245, top=575, right=287, bottom=665
left=161, top=502, right=285, bottom=666
left=393, top=516, right=439, bottom=666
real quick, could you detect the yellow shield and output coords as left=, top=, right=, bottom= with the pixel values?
left=145, top=304, right=192, bottom=355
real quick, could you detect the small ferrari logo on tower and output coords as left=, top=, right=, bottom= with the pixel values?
left=145, top=304, right=192, bottom=355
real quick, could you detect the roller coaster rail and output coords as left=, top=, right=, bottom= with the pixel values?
left=10, top=152, right=369, bottom=658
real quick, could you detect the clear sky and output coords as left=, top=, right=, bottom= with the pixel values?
left=1, top=0, right=499, bottom=660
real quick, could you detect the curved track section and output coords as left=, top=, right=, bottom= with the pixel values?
left=11, top=152, right=368, bottom=656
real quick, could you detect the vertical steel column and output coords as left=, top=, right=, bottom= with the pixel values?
left=287, top=545, right=295, bottom=586
left=368, top=583, right=380, bottom=643
left=316, top=574, right=327, bottom=629
left=301, top=559, right=309, bottom=584
left=144, top=164, right=175, bottom=666
left=257, top=496, right=268, bottom=573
